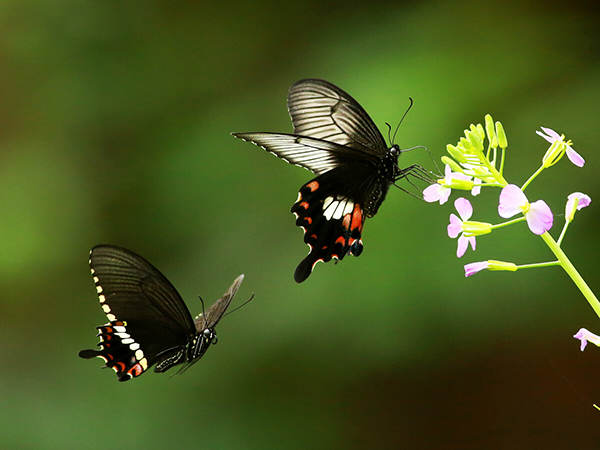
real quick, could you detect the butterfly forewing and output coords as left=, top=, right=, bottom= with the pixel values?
left=232, top=133, right=374, bottom=176
left=195, top=274, right=244, bottom=331
left=287, top=79, right=388, bottom=155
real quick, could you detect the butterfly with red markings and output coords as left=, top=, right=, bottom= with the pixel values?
left=233, top=79, right=430, bottom=283
left=79, top=245, right=244, bottom=381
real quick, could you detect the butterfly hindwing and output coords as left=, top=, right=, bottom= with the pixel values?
left=292, top=172, right=366, bottom=283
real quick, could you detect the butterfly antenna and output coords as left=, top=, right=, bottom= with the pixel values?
left=391, top=98, right=414, bottom=146
left=196, top=295, right=207, bottom=326
left=385, top=122, right=393, bottom=146
left=224, top=293, right=255, bottom=318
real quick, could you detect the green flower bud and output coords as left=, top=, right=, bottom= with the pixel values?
left=495, top=121, right=507, bottom=149
left=466, top=130, right=484, bottom=153
left=441, top=156, right=463, bottom=173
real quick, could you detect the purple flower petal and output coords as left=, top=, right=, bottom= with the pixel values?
left=424, top=184, right=449, bottom=204
left=498, top=184, right=528, bottom=218
left=573, top=328, right=600, bottom=352
left=456, top=235, right=476, bottom=258
left=454, top=197, right=473, bottom=221
left=471, top=178, right=481, bottom=196
left=567, top=192, right=592, bottom=210
left=526, top=200, right=553, bottom=235
left=448, top=214, right=462, bottom=238
left=566, top=146, right=585, bottom=167
left=456, top=235, right=469, bottom=258
left=464, top=261, right=488, bottom=277
left=536, top=126, right=561, bottom=143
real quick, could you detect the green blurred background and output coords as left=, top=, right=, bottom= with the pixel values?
left=1, top=0, right=600, bottom=448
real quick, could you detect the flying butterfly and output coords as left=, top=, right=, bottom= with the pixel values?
left=233, top=78, right=430, bottom=283
left=79, top=244, right=245, bottom=381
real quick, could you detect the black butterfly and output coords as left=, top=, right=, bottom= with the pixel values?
left=233, top=78, right=428, bottom=283
left=79, top=245, right=244, bottom=382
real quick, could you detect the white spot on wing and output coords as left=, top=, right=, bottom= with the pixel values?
left=96, top=285, right=103, bottom=294
left=323, top=197, right=354, bottom=221
left=101, top=304, right=111, bottom=314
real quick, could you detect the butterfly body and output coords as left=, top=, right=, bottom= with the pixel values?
left=233, top=79, right=417, bottom=283
left=79, top=245, right=244, bottom=381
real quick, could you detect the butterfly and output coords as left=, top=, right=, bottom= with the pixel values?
left=79, top=244, right=244, bottom=381
left=233, top=78, right=428, bottom=283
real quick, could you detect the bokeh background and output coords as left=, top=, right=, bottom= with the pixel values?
left=1, top=0, right=600, bottom=448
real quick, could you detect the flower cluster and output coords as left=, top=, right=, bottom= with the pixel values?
left=425, top=115, right=598, bottom=354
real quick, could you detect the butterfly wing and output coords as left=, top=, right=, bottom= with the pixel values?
left=287, top=78, right=388, bottom=156
left=291, top=159, right=396, bottom=282
left=79, top=245, right=196, bottom=381
left=232, top=132, right=377, bottom=176
left=194, top=274, right=244, bottom=331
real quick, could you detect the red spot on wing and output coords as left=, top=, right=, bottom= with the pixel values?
left=351, top=204, right=364, bottom=231
left=128, top=363, right=143, bottom=377
left=342, top=214, right=351, bottom=229
left=304, top=217, right=312, bottom=225
left=114, top=362, right=126, bottom=373
left=306, top=181, right=319, bottom=192
left=335, top=236, right=346, bottom=246
left=299, top=201, right=309, bottom=210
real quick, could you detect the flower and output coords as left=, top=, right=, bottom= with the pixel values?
left=498, top=184, right=553, bottom=235
left=424, top=165, right=473, bottom=205
left=565, top=192, right=591, bottom=222
left=573, top=328, right=600, bottom=351
left=464, top=260, right=518, bottom=277
left=448, top=197, right=476, bottom=258
left=536, top=126, right=584, bottom=167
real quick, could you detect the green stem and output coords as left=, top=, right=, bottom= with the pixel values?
left=521, top=165, right=544, bottom=191
left=516, top=261, right=561, bottom=269
left=540, top=232, right=600, bottom=319
left=557, top=221, right=569, bottom=247
left=490, top=217, right=526, bottom=230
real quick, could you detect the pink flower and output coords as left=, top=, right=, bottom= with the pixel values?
left=565, top=192, right=591, bottom=222
left=536, top=126, right=584, bottom=167
left=498, top=184, right=553, bottom=235
left=424, top=165, right=472, bottom=205
left=448, top=197, right=476, bottom=258
left=573, top=328, right=600, bottom=351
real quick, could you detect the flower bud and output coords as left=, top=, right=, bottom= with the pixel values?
left=441, top=156, right=463, bottom=173
left=485, top=115, right=495, bottom=143
left=466, top=130, right=484, bottom=153
left=495, top=121, right=507, bottom=149
left=446, top=144, right=467, bottom=163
